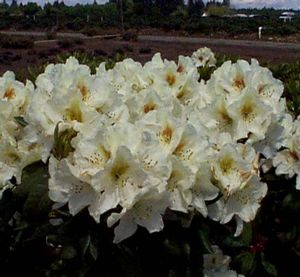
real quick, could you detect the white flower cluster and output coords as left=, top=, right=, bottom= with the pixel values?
left=0, top=48, right=297, bottom=243
left=0, top=72, right=41, bottom=197
left=192, top=47, right=216, bottom=68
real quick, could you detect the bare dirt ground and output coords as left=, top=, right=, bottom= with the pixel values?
left=138, top=27, right=300, bottom=44
left=1, top=32, right=300, bottom=77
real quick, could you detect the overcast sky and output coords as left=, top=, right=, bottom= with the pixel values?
left=4, top=0, right=300, bottom=10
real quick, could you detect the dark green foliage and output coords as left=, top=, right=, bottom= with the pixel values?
left=270, top=61, right=300, bottom=116
left=0, top=35, right=33, bottom=49
left=2, top=169, right=299, bottom=277
left=16, top=62, right=49, bottom=83
left=55, top=50, right=126, bottom=72
left=0, top=1, right=299, bottom=38
left=0, top=189, right=214, bottom=277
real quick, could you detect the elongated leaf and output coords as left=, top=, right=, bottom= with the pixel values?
left=198, top=229, right=214, bottom=254
left=14, top=116, right=28, bottom=127
left=235, top=251, right=256, bottom=274
left=223, top=223, right=252, bottom=248
left=79, top=232, right=91, bottom=259
left=89, top=239, right=98, bottom=261
left=240, top=223, right=252, bottom=246
left=14, top=163, right=51, bottom=219
left=223, top=236, right=248, bottom=248
left=261, top=253, right=278, bottom=277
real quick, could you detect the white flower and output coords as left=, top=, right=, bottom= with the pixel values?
left=177, top=55, right=197, bottom=74
left=191, top=47, right=216, bottom=68
left=70, top=129, right=111, bottom=182
left=253, top=122, right=285, bottom=159
left=249, top=59, right=284, bottom=105
left=199, top=97, right=234, bottom=138
left=166, top=157, right=194, bottom=213
left=273, top=142, right=300, bottom=179
left=212, top=143, right=256, bottom=197
left=208, top=176, right=267, bottom=225
left=138, top=110, right=185, bottom=155
left=172, top=124, right=209, bottom=171
left=229, top=89, right=272, bottom=141
left=107, top=188, right=169, bottom=243
left=206, top=60, right=251, bottom=102
left=138, top=144, right=172, bottom=191
left=127, top=89, right=165, bottom=121
left=36, top=57, right=92, bottom=100
left=48, top=156, right=96, bottom=215
left=191, top=164, right=219, bottom=217
left=90, top=146, right=149, bottom=221
left=0, top=71, right=32, bottom=114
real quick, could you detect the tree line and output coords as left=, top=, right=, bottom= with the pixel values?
left=0, top=0, right=299, bottom=37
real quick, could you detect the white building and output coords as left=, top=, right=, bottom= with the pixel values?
left=279, top=12, right=295, bottom=22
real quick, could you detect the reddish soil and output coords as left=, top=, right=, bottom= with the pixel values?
left=0, top=33, right=299, bottom=78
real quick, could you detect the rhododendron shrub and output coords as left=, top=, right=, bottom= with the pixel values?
left=1, top=48, right=299, bottom=276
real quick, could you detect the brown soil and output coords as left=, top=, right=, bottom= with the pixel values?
left=138, top=27, right=300, bottom=44
left=0, top=33, right=299, bottom=78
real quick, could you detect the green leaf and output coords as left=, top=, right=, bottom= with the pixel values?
left=240, top=223, right=252, bottom=246
left=22, top=168, right=51, bottom=218
left=223, top=236, right=248, bottom=248
left=198, top=229, right=214, bottom=254
left=14, top=116, right=28, bottom=127
left=79, top=232, right=91, bottom=259
left=14, top=163, right=51, bottom=219
left=164, top=238, right=182, bottom=257
left=235, top=251, right=256, bottom=274
left=223, top=223, right=252, bottom=248
left=261, top=253, right=278, bottom=277
left=89, top=239, right=98, bottom=261
left=61, top=245, right=77, bottom=260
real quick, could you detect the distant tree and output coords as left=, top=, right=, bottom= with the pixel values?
left=188, top=0, right=205, bottom=16
left=222, top=0, right=230, bottom=7
left=206, top=4, right=232, bottom=16
left=23, top=2, right=40, bottom=17
left=155, top=0, right=184, bottom=15
left=131, top=0, right=154, bottom=16
left=110, top=0, right=126, bottom=31
left=206, top=0, right=222, bottom=7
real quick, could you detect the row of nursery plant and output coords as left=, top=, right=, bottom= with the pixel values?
left=0, top=48, right=300, bottom=276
